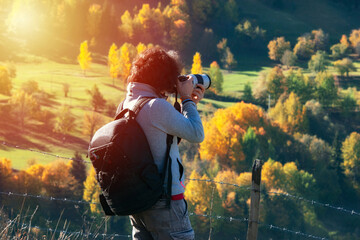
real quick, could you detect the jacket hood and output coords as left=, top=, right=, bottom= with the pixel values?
left=126, top=82, right=165, bottom=101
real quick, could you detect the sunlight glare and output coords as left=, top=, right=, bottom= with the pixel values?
left=7, top=4, right=39, bottom=35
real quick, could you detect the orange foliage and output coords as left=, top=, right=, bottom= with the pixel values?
left=340, top=34, right=350, bottom=47
left=200, top=102, right=269, bottom=169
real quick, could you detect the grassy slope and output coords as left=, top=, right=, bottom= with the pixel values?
left=0, top=60, right=126, bottom=169
left=1, top=0, right=360, bottom=169
left=2, top=58, right=360, bottom=169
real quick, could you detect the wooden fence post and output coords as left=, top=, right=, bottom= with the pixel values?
left=246, top=159, right=263, bottom=240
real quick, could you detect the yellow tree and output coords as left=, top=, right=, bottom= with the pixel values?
left=77, top=40, right=92, bottom=76
left=83, top=167, right=102, bottom=214
left=135, top=4, right=165, bottom=43
left=266, top=66, right=287, bottom=101
left=119, top=10, right=134, bottom=39
left=349, top=29, right=360, bottom=54
left=333, top=58, right=357, bottom=78
left=163, top=3, right=191, bottom=50
left=200, top=102, right=268, bottom=169
left=214, top=170, right=247, bottom=216
left=83, top=111, right=105, bottom=141
left=108, top=43, right=120, bottom=85
left=136, top=42, right=147, bottom=55
left=191, top=52, right=202, bottom=74
left=0, top=65, right=12, bottom=95
left=41, top=161, right=79, bottom=198
left=119, top=43, right=132, bottom=84
left=341, top=132, right=360, bottom=188
left=267, top=37, right=291, bottom=61
left=269, top=92, right=308, bottom=134
left=185, top=170, right=223, bottom=234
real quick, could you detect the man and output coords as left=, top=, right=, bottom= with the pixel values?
left=119, top=47, right=205, bottom=239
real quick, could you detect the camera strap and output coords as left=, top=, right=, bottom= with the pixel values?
left=174, top=92, right=182, bottom=144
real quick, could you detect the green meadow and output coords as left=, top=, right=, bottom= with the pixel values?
left=0, top=57, right=265, bottom=170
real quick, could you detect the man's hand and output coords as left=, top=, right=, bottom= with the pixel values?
left=191, top=84, right=205, bottom=105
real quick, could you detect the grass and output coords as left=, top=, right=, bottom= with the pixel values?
left=1, top=54, right=359, bottom=170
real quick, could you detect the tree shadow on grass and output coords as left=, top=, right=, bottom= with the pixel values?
left=0, top=119, right=88, bottom=154
left=338, top=76, right=360, bottom=90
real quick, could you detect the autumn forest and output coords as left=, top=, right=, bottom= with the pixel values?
left=1, top=0, right=360, bottom=239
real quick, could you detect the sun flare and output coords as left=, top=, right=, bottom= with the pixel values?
left=7, top=3, right=39, bottom=34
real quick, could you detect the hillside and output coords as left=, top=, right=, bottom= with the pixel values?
left=1, top=0, right=360, bottom=239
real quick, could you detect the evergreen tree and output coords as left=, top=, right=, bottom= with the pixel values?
left=242, top=82, right=254, bottom=102
left=69, top=152, right=87, bottom=185
left=86, top=84, right=106, bottom=112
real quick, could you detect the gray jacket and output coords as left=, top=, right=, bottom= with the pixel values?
left=120, top=82, right=204, bottom=196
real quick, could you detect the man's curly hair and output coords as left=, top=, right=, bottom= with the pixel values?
left=127, top=47, right=182, bottom=94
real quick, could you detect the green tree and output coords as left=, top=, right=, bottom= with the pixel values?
left=9, top=90, right=39, bottom=130
left=243, top=82, right=254, bottom=102
left=333, top=58, right=357, bottom=78
left=86, top=84, right=106, bottom=112
left=267, top=37, right=291, bottom=61
left=315, top=72, right=338, bottom=106
left=308, top=51, right=329, bottom=73
left=69, top=152, right=87, bottom=184
left=235, top=20, right=265, bottom=39
left=339, top=90, right=357, bottom=118
left=208, top=61, right=223, bottom=93
left=330, top=43, right=349, bottom=60
left=54, top=105, right=76, bottom=141
left=266, top=66, right=287, bottom=101
left=242, top=127, right=259, bottom=168
left=286, top=69, right=314, bottom=104
left=191, top=0, right=213, bottom=24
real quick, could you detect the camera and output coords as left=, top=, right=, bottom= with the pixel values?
left=178, top=74, right=211, bottom=89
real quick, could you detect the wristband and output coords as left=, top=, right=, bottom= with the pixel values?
left=182, top=99, right=193, bottom=105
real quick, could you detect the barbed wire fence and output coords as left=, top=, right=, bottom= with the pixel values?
left=1, top=141, right=359, bottom=239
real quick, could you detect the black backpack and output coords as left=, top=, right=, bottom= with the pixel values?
left=88, top=97, right=173, bottom=216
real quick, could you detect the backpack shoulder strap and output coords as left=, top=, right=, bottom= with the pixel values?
left=114, top=97, right=153, bottom=120
left=132, top=97, right=153, bottom=116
